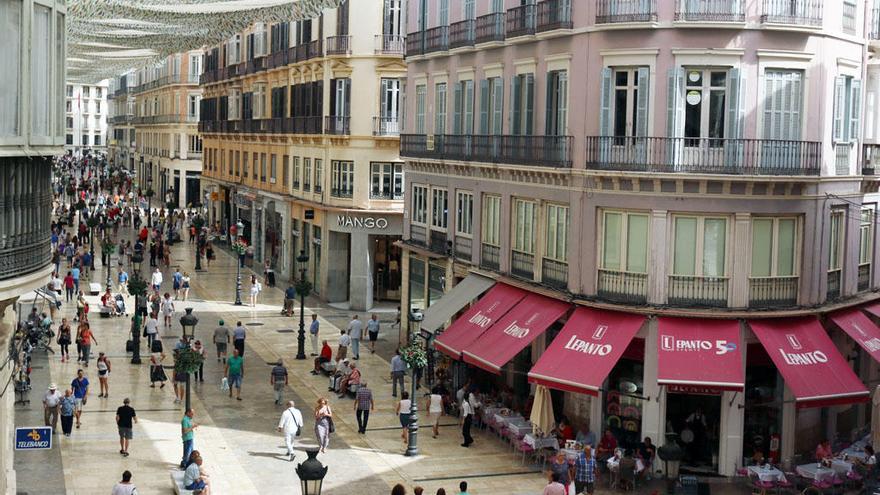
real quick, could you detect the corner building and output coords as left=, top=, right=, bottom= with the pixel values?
left=198, top=0, right=405, bottom=310
left=402, top=0, right=880, bottom=476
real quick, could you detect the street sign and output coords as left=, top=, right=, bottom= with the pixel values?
left=14, top=427, right=52, bottom=450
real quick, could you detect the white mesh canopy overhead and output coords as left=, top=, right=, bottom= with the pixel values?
left=66, top=0, right=344, bottom=82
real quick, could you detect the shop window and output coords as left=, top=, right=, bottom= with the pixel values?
left=411, top=185, right=428, bottom=225
left=292, top=157, right=300, bottom=188
left=428, top=263, right=445, bottom=307
left=409, top=257, right=427, bottom=313
left=303, top=158, right=311, bottom=191
left=742, top=344, right=783, bottom=464
left=603, top=355, right=644, bottom=450
left=456, top=191, right=473, bottom=236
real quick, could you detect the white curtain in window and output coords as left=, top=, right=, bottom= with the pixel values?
left=776, top=219, right=796, bottom=276
left=673, top=217, right=697, bottom=275
left=751, top=219, right=773, bottom=277
left=603, top=213, right=622, bottom=270
left=702, top=219, right=726, bottom=277
left=626, top=214, right=648, bottom=273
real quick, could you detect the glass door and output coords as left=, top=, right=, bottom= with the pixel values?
left=682, top=69, right=727, bottom=168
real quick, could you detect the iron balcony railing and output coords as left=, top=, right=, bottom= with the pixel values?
left=585, top=136, right=821, bottom=176
left=476, top=13, right=506, bottom=43
left=410, top=225, right=427, bottom=246
left=325, top=35, right=352, bottom=55
left=668, top=275, right=728, bottom=308
left=835, top=142, right=853, bottom=175
left=0, top=242, right=52, bottom=281
left=375, top=34, right=406, bottom=55
left=268, top=49, right=290, bottom=69
left=507, top=4, right=537, bottom=37
left=511, top=250, right=535, bottom=279
left=859, top=264, right=872, bottom=291
left=245, top=56, right=268, bottom=75
left=330, top=187, right=353, bottom=199
left=827, top=269, right=842, bottom=301
left=596, top=0, right=657, bottom=23
left=401, top=134, right=572, bottom=168
left=132, top=74, right=184, bottom=93
left=542, top=259, right=568, bottom=289
left=131, top=114, right=199, bottom=125
left=748, top=276, right=799, bottom=308
left=372, top=116, right=400, bottom=136
left=429, top=230, right=448, bottom=254
left=424, top=26, right=449, bottom=53
left=369, top=189, right=403, bottom=200
left=761, top=0, right=823, bottom=26
left=449, top=19, right=476, bottom=49
left=675, top=0, right=744, bottom=22
left=597, top=269, right=648, bottom=305
left=325, top=116, right=350, bottom=135
left=454, top=236, right=472, bottom=261
left=537, top=0, right=573, bottom=31
left=481, top=244, right=501, bottom=271
left=406, top=31, right=424, bottom=56
left=291, top=116, right=323, bottom=134
left=289, top=39, right=324, bottom=63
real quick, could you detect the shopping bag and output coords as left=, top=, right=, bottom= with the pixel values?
left=220, top=376, right=229, bottom=391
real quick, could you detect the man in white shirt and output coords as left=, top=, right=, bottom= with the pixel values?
left=110, top=470, right=138, bottom=495
left=460, top=396, right=474, bottom=448
left=144, top=313, right=160, bottom=350
left=43, top=383, right=62, bottom=431
left=276, top=400, right=304, bottom=462
left=347, top=315, right=363, bottom=360
left=337, top=329, right=351, bottom=362
left=150, top=268, right=163, bottom=292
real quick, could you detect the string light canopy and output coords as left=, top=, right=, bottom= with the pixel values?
left=66, top=0, right=345, bottom=82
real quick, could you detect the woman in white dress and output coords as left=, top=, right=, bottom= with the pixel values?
left=249, top=275, right=262, bottom=307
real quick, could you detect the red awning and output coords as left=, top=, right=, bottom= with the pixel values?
left=829, top=307, right=880, bottom=364
left=657, top=317, right=744, bottom=391
left=461, top=293, right=570, bottom=374
left=528, top=307, right=645, bottom=396
left=433, top=284, right=528, bottom=359
left=749, top=317, right=869, bottom=408
left=862, top=301, right=880, bottom=320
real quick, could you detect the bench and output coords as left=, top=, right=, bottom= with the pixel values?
left=320, top=362, right=336, bottom=375
left=88, top=283, right=102, bottom=296
left=170, top=470, right=194, bottom=495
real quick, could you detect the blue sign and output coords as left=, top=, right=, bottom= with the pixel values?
left=14, top=427, right=52, bottom=450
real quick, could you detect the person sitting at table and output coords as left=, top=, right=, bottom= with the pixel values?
left=576, top=425, right=597, bottom=448
left=547, top=451, right=572, bottom=494
left=554, top=416, right=575, bottom=446
left=637, top=436, right=656, bottom=479
left=597, top=429, right=618, bottom=463
left=854, top=445, right=877, bottom=469
left=815, top=439, right=833, bottom=464
left=751, top=450, right=766, bottom=466
left=618, top=450, right=638, bottom=490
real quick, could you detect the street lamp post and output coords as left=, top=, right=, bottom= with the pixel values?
left=179, top=308, right=199, bottom=412
left=234, top=220, right=244, bottom=306
left=295, top=448, right=328, bottom=495
left=146, top=177, right=154, bottom=228
left=88, top=201, right=97, bottom=271
left=406, top=365, right=421, bottom=457
left=295, top=250, right=310, bottom=360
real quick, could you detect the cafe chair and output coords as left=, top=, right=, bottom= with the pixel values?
left=774, top=476, right=795, bottom=495
left=830, top=474, right=845, bottom=495
left=618, top=463, right=637, bottom=491
left=752, top=479, right=776, bottom=495
left=516, top=439, right=535, bottom=465
left=810, top=478, right=833, bottom=495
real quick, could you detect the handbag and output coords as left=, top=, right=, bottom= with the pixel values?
left=327, top=416, right=335, bottom=434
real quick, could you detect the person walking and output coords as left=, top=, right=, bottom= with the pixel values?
left=277, top=400, right=304, bottom=462
left=336, top=329, right=350, bottom=362
left=115, top=398, right=137, bottom=456
left=270, top=360, right=288, bottom=405
left=426, top=386, right=444, bottom=439
left=63, top=271, right=75, bottom=302
left=347, top=315, right=363, bottom=360
left=117, top=268, right=129, bottom=296
left=78, top=321, right=97, bottom=366
left=181, top=272, right=191, bottom=301
left=56, top=318, right=72, bottom=362
left=396, top=391, right=413, bottom=444
left=179, top=408, right=199, bottom=468
left=110, top=470, right=138, bottom=495
left=232, top=321, right=246, bottom=358
left=574, top=445, right=598, bottom=495
left=225, top=348, right=244, bottom=401
left=43, top=383, right=62, bottom=431
left=161, top=292, right=175, bottom=328
left=149, top=348, right=167, bottom=388
left=96, top=352, right=111, bottom=398
left=71, top=369, right=90, bottom=429
left=367, top=314, right=380, bottom=354
left=314, top=398, right=333, bottom=453
left=71, top=265, right=81, bottom=295
left=59, top=389, right=75, bottom=437
left=354, top=380, right=374, bottom=434
left=150, top=267, right=162, bottom=292
left=460, top=394, right=474, bottom=448
left=283, top=285, right=296, bottom=316
left=213, top=320, right=230, bottom=363
left=192, top=340, right=206, bottom=382
left=248, top=275, right=261, bottom=307
left=309, top=314, right=320, bottom=356
left=391, top=349, right=406, bottom=398
left=172, top=269, right=182, bottom=300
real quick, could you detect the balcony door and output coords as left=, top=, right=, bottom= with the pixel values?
left=683, top=69, right=727, bottom=161
left=762, top=69, right=803, bottom=172
left=599, top=67, right=649, bottom=165
left=384, top=0, right=403, bottom=36
left=380, top=78, right=401, bottom=133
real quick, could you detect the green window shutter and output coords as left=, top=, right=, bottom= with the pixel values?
left=479, top=79, right=489, bottom=134
left=492, top=77, right=503, bottom=135
left=602, top=212, right=622, bottom=270
left=751, top=219, right=773, bottom=277
left=453, top=82, right=462, bottom=135
left=626, top=214, right=648, bottom=273
left=635, top=67, right=650, bottom=137
left=725, top=67, right=743, bottom=139
left=464, top=80, right=474, bottom=134
left=851, top=79, right=862, bottom=141
left=524, top=73, right=534, bottom=135
left=599, top=68, right=613, bottom=136
left=673, top=217, right=697, bottom=276
left=666, top=67, right=685, bottom=137
left=511, top=76, right=522, bottom=134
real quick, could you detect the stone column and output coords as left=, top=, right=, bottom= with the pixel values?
left=781, top=385, right=797, bottom=468
left=717, top=323, right=747, bottom=476
left=325, top=231, right=350, bottom=303
left=349, top=232, right=374, bottom=311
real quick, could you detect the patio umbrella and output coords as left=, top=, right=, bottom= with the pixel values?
left=530, top=384, right=555, bottom=436
left=872, top=385, right=880, bottom=448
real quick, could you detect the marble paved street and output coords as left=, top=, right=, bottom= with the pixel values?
left=14, top=230, right=554, bottom=495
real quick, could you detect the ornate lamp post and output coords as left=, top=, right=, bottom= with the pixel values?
left=87, top=200, right=98, bottom=270
left=295, top=250, right=311, bottom=360
left=193, top=215, right=205, bottom=271
left=146, top=177, right=154, bottom=228
left=102, top=238, right=115, bottom=290
left=400, top=339, right=427, bottom=457
left=295, top=448, right=328, bottom=495
left=127, top=271, right=148, bottom=364
left=178, top=308, right=199, bottom=411
left=234, top=220, right=245, bottom=306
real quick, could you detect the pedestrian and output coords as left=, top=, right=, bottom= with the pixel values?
left=75, top=290, right=86, bottom=323
left=205, top=242, right=214, bottom=267
left=71, top=369, right=90, bottom=429
left=309, top=314, right=319, bottom=356
left=391, top=485, right=407, bottom=495
left=367, top=313, right=380, bottom=354
left=110, top=470, right=138, bottom=495
left=192, top=340, right=206, bottom=382
left=543, top=472, right=566, bottom=495
left=277, top=400, right=304, bottom=462
left=151, top=267, right=162, bottom=292
left=270, top=359, right=288, bottom=405
left=56, top=318, right=72, bottom=362
left=249, top=275, right=261, bottom=307
left=172, top=268, right=182, bottom=299
left=347, top=315, right=362, bottom=360
left=311, top=340, right=333, bottom=375
left=96, top=352, right=111, bottom=398
left=354, top=380, right=374, bottom=434
left=161, top=292, right=175, bottom=327
left=117, top=268, right=129, bottom=295
left=574, top=445, right=597, bottom=495
left=149, top=348, right=167, bottom=388
left=460, top=393, right=474, bottom=448
left=173, top=357, right=187, bottom=404
left=77, top=321, right=97, bottom=366
left=336, top=329, right=350, bottom=362
left=71, top=265, right=81, bottom=294
left=59, top=389, right=75, bottom=437
left=314, top=398, right=333, bottom=453
left=179, top=408, right=199, bottom=468
left=144, top=312, right=159, bottom=350
left=43, top=383, right=62, bottom=431
left=63, top=271, right=75, bottom=301
left=232, top=321, right=246, bottom=357
left=458, top=481, right=470, bottom=494
left=391, top=348, right=406, bottom=398
left=115, top=398, right=137, bottom=456
left=225, top=348, right=244, bottom=401
left=283, top=285, right=296, bottom=316
left=426, top=385, right=444, bottom=438
left=396, top=391, right=412, bottom=444
left=213, top=320, right=230, bottom=362
left=181, top=272, right=191, bottom=301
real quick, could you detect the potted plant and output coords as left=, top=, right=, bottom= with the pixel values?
left=399, top=341, right=428, bottom=370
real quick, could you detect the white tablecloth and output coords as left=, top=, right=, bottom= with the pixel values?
left=796, top=464, right=837, bottom=482
left=607, top=458, right=645, bottom=473
left=840, top=446, right=870, bottom=462
left=524, top=433, right=558, bottom=450
left=829, top=459, right=854, bottom=475
left=748, top=466, right=787, bottom=483
left=507, top=421, right=533, bottom=436
left=562, top=448, right=580, bottom=462
left=494, top=413, right=524, bottom=425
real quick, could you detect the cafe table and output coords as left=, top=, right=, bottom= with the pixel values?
left=796, top=463, right=837, bottom=483
left=747, top=465, right=787, bottom=483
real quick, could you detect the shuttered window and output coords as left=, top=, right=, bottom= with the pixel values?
left=762, top=70, right=803, bottom=140
left=511, top=73, right=534, bottom=135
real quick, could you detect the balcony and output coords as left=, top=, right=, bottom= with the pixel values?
left=109, top=114, right=133, bottom=125
left=406, top=32, right=424, bottom=56
left=863, top=144, right=880, bottom=175
left=537, top=0, right=573, bottom=31
left=429, top=230, right=448, bottom=254
left=290, top=39, right=323, bottom=63
left=511, top=250, right=535, bottom=279
left=761, top=0, right=822, bottom=26
left=326, top=35, right=351, bottom=55
left=370, top=188, right=403, bottom=200
left=0, top=242, right=52, bottom=282
left=291, top=116, right=323, bottom=134
left=675, top=0, right=744, bottom=22
left=507, top=4, right=537, bottom=37
left=481, top=244, right=501, bottom=271
left=835, top=142, right=853, bottom=175
left=373, top=116, right=400, bottom=136
left=542, top=258, right=568, bottom=289
left=843, top=1, right=857, bottom=33
left=424, top=26, right=449, bottom=53
left=401, top=134, right=572, bottom=168
left=449, top=19, right=476, bottom=49
left=597, top=269, right=648, bottom=305
left=410, top=225, right=427, bottom=246
left=325, top=116, right=350, bottom=135
left=454, top=236, right=472, bottom=260
left=827, top=269, right=842, bottom=301
left=268, top=50, right=290, bottom=69
left=131, top=114, right=199, bottom=125
left=668, top=275, right=728, bottom=308
left=375, top=34, right=406, bottom=55
left=245, top=56, right=268, bottom=75
left=132, top=74, right=183, bottom=94
left=330, top=187, right=353, bottom=199
left=476, top=13, right=506, bottom=43
left=596, top=0, right=657, bottom=23
left=748, top=276, right=799, bottom=308
left=585, top=136, right=821, bottom=176
left=859, top=263, right=872, bottom=291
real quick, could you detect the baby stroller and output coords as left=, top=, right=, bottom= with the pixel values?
left=115, top=294, right=127, bottom=316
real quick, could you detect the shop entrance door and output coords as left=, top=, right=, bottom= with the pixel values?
left=665, top=391, right=722, bottom=474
